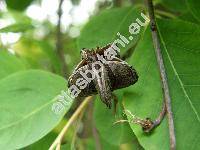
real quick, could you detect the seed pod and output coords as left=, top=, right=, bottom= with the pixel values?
left=68, top=61, right=138, bottom=98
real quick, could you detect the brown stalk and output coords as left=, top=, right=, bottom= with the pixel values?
left=146, top=0, right=176, bottom=149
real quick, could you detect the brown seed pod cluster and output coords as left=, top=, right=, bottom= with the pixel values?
left=68, top=44, right=138, bottom=108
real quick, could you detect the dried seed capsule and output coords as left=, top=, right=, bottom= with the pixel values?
left=68, top=61, right=138, bottom=99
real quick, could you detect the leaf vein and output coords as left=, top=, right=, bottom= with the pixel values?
left=160, top=33, right=200, bottom=123
left=0, top=97, right=57, bottom=131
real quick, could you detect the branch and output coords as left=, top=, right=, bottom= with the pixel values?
left=56, top=0, right=68, bottom=78
left=49, top=96, right=93, bottom=150
left=146, top=0, right=176, bottom=149
left=152, top=101, right=166, bottom=127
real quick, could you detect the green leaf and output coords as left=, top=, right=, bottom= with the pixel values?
left=77, top=7, right=145, bottom=53
left=94, top=95, right=142, bottom=148
left=23, top=132, right=58, bottom=150
left=178, top=12, right=199, bottom=24
left=124, top=19, right=200, bottom=149
left=124, top=28, right=167, bottom=150
left=0, top=23, right=34, bottom=33
left=0, top=70, right=72, bottom=149
left=5, top=0, right=34, bottom=11
left=186, top=0, right=200, bottom=22
left=83, top=137, right=126, bottom=150
left=161, top=0, right=188, bottom=13
left=0, top=50, right=26, bottom=80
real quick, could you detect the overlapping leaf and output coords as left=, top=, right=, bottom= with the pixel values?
left=124, top=19, right=200, bottom=150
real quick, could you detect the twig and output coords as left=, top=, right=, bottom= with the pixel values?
left=146, top=0, right=176, bottom=149
left=153, top=101, right=166, bottom=127
left=138, top=102, right=166, bottom=133
left=49, top=96, right=93, bottom=150
left=56, top=0, right=68, bottom=78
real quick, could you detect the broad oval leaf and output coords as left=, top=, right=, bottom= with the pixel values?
left=124, top=19, right=200, bottom=149
left=77, top=7, right=145, bottom=53
left=0, top=70, right=72, bottom=149
left=94, top=94, right=142, bottom=148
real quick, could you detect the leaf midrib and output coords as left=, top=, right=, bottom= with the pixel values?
left=0, top=97, right=57, bottom=131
